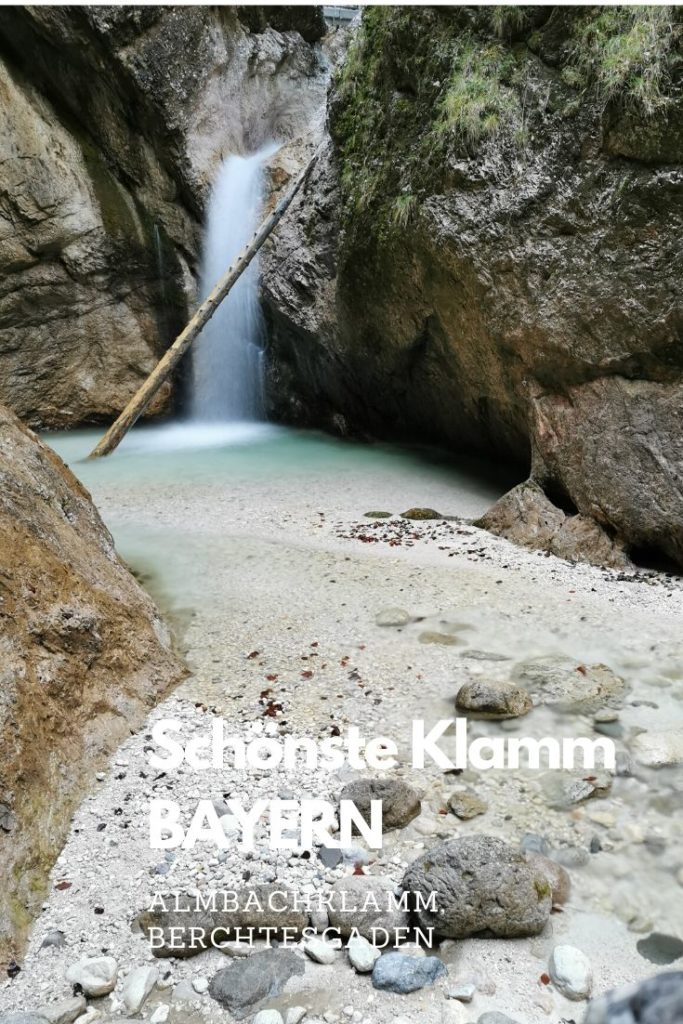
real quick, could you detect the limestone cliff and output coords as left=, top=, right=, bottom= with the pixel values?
left=261, top=7, right=683, bottom=566
left=0, top=6, right=329, bottom=428
left=0, top=404, right=185, bottom=966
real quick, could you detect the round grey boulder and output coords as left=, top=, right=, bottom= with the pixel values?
left=455, top=679, right=533, bottom=719
left=401, top=835, right=552, bottom=938
left=339, top=777, right=421, bottom=832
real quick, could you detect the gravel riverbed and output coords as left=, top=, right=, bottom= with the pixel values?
left=2, top=426, right=682, bottom=1024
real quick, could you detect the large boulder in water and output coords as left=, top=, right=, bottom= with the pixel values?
left=0, top=405, right=184, bottom=965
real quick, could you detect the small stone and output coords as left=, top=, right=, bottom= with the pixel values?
left=445, top=982, right=476, bottom=1002
left=372, top=953, right=447, bottom=993
left=66, top=956, right=118, bottom=998
left=631, top=728, right=683, bottom=768
left=594, top=709, right=619, bottom=723
left=418, top=631, right=461, bottom=646
left=150, top=1008, right=169, bottom=1024
left=285, top=1009, right=307, bottom=1024
left=400, top=508, right=443, bottom=520
left=35, top=1000, right=85, bottom=1024
left=318, top=846, right=342, bottom=868
left=328, top=875, right=409, bottom=940
left=348, top=935, right=381, bottom=973
left=71, top=1012, right=99, bottom=1024
left=209, top=948, right=305, bottom=1017
left=172, top=980, right=197, bottom=1003
left=192, top=976, right=209, bottom=994
left=477, top=1015, right=521, bottom=1024
left=339, top=777, right=421, bottom=831
left=455, top=679, right=533, bottom=719
left=364, top=511, right=392, bottom=518
left=549, top=944, right=593, bottom=1000
left=447, top=789, right=487, bottom=820
left=521, top=834, right=551, bottom=855
left=304, top=937, right=338, bottom=964
left=253, top=1013, right=284, bottom=1024
left=40, top=930, right=66, bottom=950
left=524, top=852, right=571, bottom=907
left=218, top=941, right=253, bottom=958
left=310, top=907, right=329, bottom=931
left=122, top=965, right=158, bottom=1013
left=375, top=607, right=411, bottom=627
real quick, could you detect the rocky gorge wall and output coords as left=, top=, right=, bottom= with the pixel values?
left=0, top=5, right=329, bottom=428
left=0, top=404, right=185, bottom=967
left=261, top=7, right=683, bottom=567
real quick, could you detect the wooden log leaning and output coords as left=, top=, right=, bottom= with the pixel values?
left=88, top=152, right=318, bottom=459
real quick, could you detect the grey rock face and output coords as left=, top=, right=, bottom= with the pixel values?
left=339, top=777, right=421, bottom=831
left=371, top=953, right=447, bottom=993
left=583, top=971, right=683, bottom=1024
left=262, top=10, right=683, bottom=569
left=209, top=948, right=305, bottom=1020
left=402, top=836, right=552, bottom=938
left=328, top=875, right=409, bottom=940
left=0, top=7, right=331, bottom=428
left=455, top=679, right=533, bottom=720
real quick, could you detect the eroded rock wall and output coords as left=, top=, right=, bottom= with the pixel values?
left=261, top=7, right=683, bottom=565
left=0, top=404, right=185, bottom=965
left=0, top=6, right=329, bottom=428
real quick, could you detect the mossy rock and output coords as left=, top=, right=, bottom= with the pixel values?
left=401, top=507, right=444, bottom=520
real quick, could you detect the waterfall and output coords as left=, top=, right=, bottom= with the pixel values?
left=191, top=149, right=270, bottom=422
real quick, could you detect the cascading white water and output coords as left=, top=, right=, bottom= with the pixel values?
left=191, top=149, right=271, bottom=422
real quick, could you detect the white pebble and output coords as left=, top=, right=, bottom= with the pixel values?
left=549, top=944, right=593, bottom=1000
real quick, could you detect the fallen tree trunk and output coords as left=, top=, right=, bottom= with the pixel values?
left=88, top=153, right=318, bottom=459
